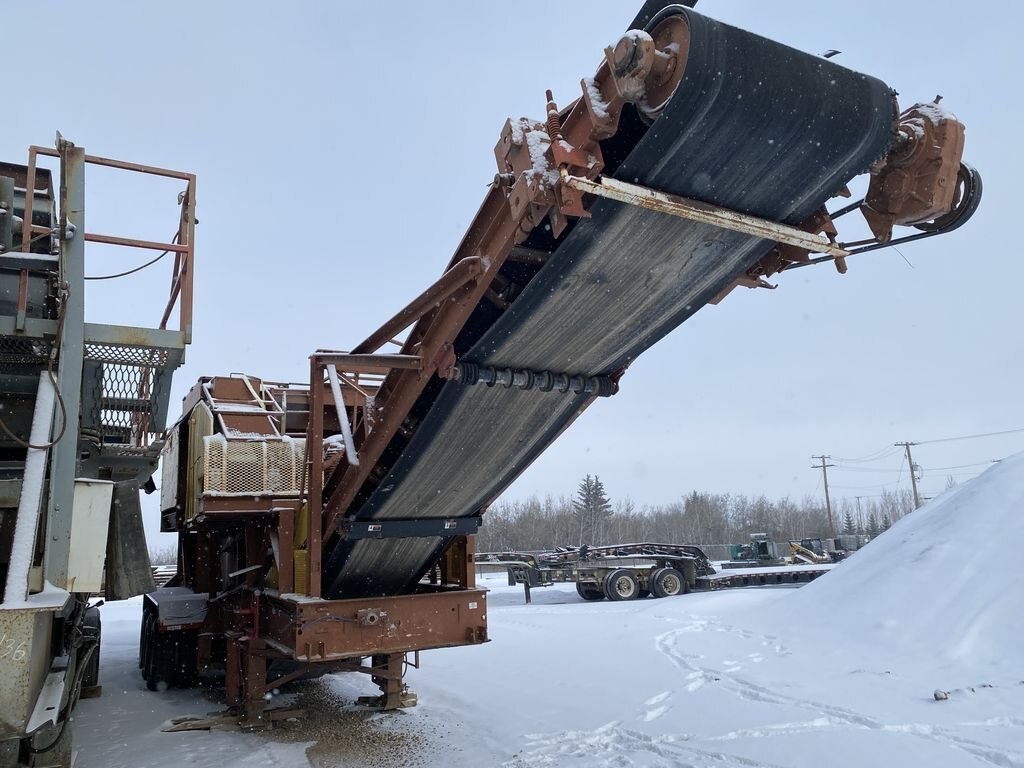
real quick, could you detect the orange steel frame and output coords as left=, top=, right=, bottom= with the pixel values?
left=21, top=145, right=197, bottom=342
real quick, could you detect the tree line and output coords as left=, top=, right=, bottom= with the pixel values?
left=476, top=474, right=919, bottom=552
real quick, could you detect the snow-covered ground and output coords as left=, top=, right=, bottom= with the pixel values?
left=73, top=456, right=1024, bottom=767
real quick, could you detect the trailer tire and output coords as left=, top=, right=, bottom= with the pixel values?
left=603, top=569, right=640, bottom=601
left=146, top=625, right=178, bottom=692
left=173, top=631, right=199, bottom=688
left=81, top=607, right=102, bottom=690
left=575, top=582, right=605, bottom=601
left=139, top=612, right=146, bottom=670
left=141, top=612, right=156, bottom=678
left=651, top=567, right=686, bottom=598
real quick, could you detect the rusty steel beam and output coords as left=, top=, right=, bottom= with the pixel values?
left=28, top=143, right=197, bottom=340
left=352, top=256, right=485, bottom=354
left=506, top=245, right=551, bottom=265
left=306, top=357, right=324, bottom=597
left=29, top=145, right=195, bottom=181
left=83, top=232, right=189, bottom=252
left=263, top=589, right=488, bottom=661
left=318, top=19, right=696, bottom=540
left=180, top=182, right=196, bottom=343
left=322, top=187, right=521, bottom=538
left=21, top=147, right=37, bottom=252
left=159, top=274, right=182, bottom=330
left=314, top=353, right=423, bottom=372
left=563, top=172, right=850, bottom=257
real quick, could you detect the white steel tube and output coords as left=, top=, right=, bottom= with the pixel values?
left=563, top=172, right=849, bottom=258
left=3, top=373, right=56, bottom=604
left=325, top=364, right=359, bottom=467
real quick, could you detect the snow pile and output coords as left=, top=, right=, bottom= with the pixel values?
left=778, top=450, right=1024, bottom=674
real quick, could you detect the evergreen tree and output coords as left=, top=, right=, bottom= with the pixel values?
left=591, top=476, right=612, bottom=541
left=572, top=475, right=612, bottom=544
left=842, top=510, right=856, bottom=535
left=881, top=514, right=892, bottom=531
left=867, top=512, right=880, bottom=537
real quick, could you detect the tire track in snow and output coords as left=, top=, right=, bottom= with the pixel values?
left=641, top=691, right=673, bottom=722
left=502, top=720, right=787, bottom=768
left=655, top=623, right=1024, bottom=767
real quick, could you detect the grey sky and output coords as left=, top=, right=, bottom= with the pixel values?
left=6, top=2, right=1020, bottom=547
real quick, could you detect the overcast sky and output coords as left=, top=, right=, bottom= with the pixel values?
left=6, top=2, right=1020, bottom=546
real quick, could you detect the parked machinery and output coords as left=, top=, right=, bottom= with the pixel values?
left=476, top=543, right=714, bottom=603
left=725, top=533, right=787, bottom=568
left=0, top=0, right=981, bottom=754
left=141, top=0, right=979, bottom=729
left=146, top=373, right=486, bottom=725
left=789, top=538, right=843, bottom=565
left=0, top=142, right=195, bottom=766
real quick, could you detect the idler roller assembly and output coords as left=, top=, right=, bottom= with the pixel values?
left=449, top=361, right=617, bottom=398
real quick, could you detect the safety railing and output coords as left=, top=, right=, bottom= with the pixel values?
left=20, top=145, right=197, bottom=343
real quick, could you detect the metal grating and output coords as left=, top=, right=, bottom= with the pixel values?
left=203, top=434, right=305, bottom=496
left=84, top=342, right=172, bottom=446
left=0, top=337, right=51, bottom=369
left=84, top=342, right=170, bottom=367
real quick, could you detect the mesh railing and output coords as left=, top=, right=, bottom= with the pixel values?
left=203, top=434, right=305, bottom=496
left=0, top=337, right=52, bottom=369
left=84, top=342, right=172, bottom=447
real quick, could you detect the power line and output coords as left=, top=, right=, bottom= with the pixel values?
left=923, top=460, right=999, bottom=472
left=835, top=491, right=914, bottom=500
left=833, top=458, right=999, bottom=474
left=832, top=469, right=982, bottom=493
left=915, top=427, right=1024, bottom=445
left=833, top=466, right=907, bottom=474
left=894, top=453, right=906, bottom=490
left=831, top=482, right=902, bottom=490
left=832, top=445, right=902, bottom=464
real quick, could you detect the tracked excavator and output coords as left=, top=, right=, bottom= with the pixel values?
left=1, top=1, right=981, bottom=760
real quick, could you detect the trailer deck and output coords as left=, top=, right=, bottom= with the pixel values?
left=478, top=545, right=834, bottom=603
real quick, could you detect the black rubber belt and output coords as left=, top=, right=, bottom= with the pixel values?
left=323, top=6, right=895, bottom=599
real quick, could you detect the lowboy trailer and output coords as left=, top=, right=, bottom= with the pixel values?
left=477, top=543, right=714, bottom=603
left=477, top=543, right=831, bottom=603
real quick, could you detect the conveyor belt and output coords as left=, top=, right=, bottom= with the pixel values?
left=324, top=7, right=895, bottom=598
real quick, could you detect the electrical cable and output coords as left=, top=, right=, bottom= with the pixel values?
left=833, top=466, right=908, bottom=474
left=915, top=427, right=1024, bottom=445
left=924, top=460, right=999, bottom=471
left=0, top=296, right=69, bottom=449
left=84, top=232, right=178, bottom=281
left=832, top=445, right=901, bottom=464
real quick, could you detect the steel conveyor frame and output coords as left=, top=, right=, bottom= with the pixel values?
left=316, top=4, right=915, bottom=600
left=145, top=0, right=979, bottom=731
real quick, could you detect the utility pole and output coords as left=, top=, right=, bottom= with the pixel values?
left=896, top=441, right=922, bottom=509
left=812, top=455, right=836, bottom=537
